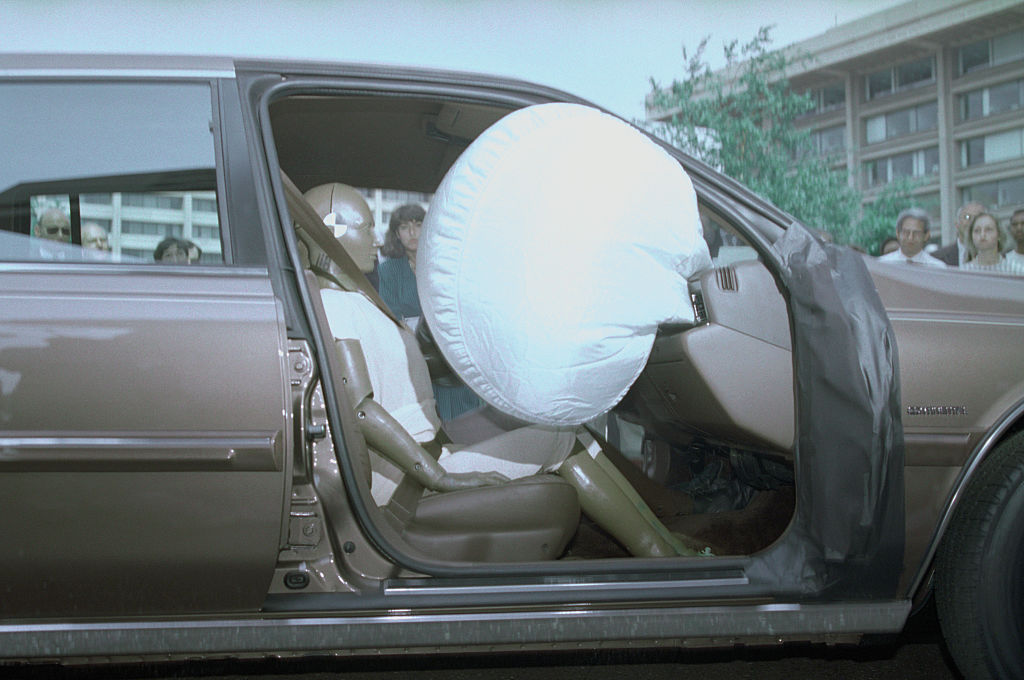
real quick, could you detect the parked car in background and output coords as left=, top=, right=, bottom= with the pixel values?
left=1, top=54, right=1022, bottom=680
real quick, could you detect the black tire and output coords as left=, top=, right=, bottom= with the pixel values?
left=936, top=430, right=1024, bottom=680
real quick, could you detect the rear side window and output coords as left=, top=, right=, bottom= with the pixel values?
left=0, top=81, right=222, bottom=264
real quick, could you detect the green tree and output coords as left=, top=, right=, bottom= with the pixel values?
left=647, top=26, right=912, bottom=252
left=848, top=177, right=923, bottom=254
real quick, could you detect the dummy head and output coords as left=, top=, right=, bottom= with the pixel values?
left=303, top=183, right=380, bottom=273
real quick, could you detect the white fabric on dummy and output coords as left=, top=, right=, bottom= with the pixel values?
left=319, top=289, right=574, bottom=506
left=418, top=103, right=712, bottom=427
left=438, top=425, right=575, bottom=481
left=321, top=289, right=441, bottom=442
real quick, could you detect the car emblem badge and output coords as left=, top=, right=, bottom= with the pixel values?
left=906, top=405, right=968, bottom=416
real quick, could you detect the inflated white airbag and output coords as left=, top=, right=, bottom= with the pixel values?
left=418, top=103, right=711, bottom=426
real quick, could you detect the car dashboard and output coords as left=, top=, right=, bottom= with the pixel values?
left=625, top=259, right=795, bottom=457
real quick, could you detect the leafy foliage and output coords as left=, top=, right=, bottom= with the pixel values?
left=647, top=27, right=914, bottom=252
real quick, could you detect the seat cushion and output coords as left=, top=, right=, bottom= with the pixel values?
left=404, top=475, right=580, bottom=562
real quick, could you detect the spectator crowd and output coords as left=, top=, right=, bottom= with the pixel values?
left=876, top=201, right=1024, bottom=276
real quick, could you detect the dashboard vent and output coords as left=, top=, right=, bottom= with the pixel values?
left=715, top=265, right=738, bottom=291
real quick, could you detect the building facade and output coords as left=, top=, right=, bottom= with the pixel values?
left=648, top=0, right=1024, bottom=245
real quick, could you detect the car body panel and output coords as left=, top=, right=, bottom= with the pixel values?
left=0, top=266, right=289, bottom=617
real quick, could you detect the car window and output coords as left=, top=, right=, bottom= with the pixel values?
left=0, top=81, right=223, bottom=264
left=699, top=204, right=759, bottom=266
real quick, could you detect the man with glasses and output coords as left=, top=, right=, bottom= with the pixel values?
left=34, top=208, right=71, bottom=243
left=30, top=207, right=73, bottom=260
left=879, top=207, right=946, bottom=267
left=1006, top=207, right=1024, bottom=268
left=933, top=202, right=986, bottom=267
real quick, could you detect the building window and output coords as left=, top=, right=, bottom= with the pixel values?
left=863, top=147, right=939, bottom=187
left=960, top=128, right=1024, bottom=168
left=958, top=29, right=1024, bottom=75
left=122, top=220, right=183, bottom=237
left=959, top=78, right=1024, bottom=121
left=866, top=57, right=934, bottom=100
left=864, top=101, right=938, bottom=144
left=914, top=192, right=941, bottom=228
left=121, top=193, right=183, bottom=211
left=802, top=81, right=845, bottom=116
left=809, top=124, right=846, bottom=157
left=193, top=197, right=218, bottom=213
left=961, top=175, right=1024, bottom=208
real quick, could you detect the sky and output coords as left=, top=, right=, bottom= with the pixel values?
left=1, top=0, right=903, bottom=121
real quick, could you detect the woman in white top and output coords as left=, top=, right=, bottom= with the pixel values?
left=962, top=212, right=1024, bottom=276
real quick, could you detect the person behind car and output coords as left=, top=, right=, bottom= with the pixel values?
left=378, top=203, right=426, bottom=318
left=877, top=208, right=945, bottom=267
left=378, top=203, right=481, bottom=421
left=933, top=201, right=986, bottom=267
left=185, top=239, right=202, bottom=264
left=962, top=211, right=1024, bottom=275
left=81, top=222, right=110, bottom=251
left=35, top=207, right=71, bottom=243
left=154, top=237, right=187, bottom=263
left=306, top=182, right=699, bottom=558
left=1005, top=207, right=1024, bottom=269
left=154, top=237, right=200, bottom=263
left=878, top=236, right=899, bottom=256
left=30, top=207, right=74, bottom=260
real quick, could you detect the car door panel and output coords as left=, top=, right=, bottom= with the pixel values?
left=0, top=267, right=288, bottom=617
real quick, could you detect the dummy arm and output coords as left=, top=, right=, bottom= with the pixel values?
left=334, top=338, right=508, bottom=493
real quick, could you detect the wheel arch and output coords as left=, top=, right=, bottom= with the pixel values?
left=908, top=396, right=1024, bottom=602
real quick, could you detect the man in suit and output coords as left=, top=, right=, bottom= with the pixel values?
left=933, top=201, right=986, bottom=267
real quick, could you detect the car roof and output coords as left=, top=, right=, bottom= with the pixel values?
left=0, top=53, right=236, bottom=78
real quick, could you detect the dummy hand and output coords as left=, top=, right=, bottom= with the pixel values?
left=353, top=398, right=509, bottom=492
left=427, top=469, right=510, bottom=493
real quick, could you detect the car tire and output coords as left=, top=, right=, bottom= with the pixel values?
left=935, top=429, right=1024, bottom=680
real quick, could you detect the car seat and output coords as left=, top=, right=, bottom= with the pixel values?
left=283, top=172, right=581, bottom=562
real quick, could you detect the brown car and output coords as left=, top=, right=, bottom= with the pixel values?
left=0, top=55, right=1022, bottom=680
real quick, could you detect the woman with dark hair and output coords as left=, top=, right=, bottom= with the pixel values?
left=378, top=203, right=481, bottom=420
left=378, top=203, right=426, bottom=319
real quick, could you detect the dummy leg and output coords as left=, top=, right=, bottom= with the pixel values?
left=558, top=451, right=698, bottom=557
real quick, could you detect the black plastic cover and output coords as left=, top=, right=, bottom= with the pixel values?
left=749, top=223, right=905, bottom=598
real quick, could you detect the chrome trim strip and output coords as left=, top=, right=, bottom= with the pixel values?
left=0, top=601, right=910, bottom=660
left=385, top=577, right=749, bottom=597
left=0, top=263, right=269, bottom=277
left=886, top=312, right=1024, bottom=327
left=0, top=69, right=235, bottom=79
left=0, top=432, right=280, bottom=471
